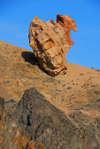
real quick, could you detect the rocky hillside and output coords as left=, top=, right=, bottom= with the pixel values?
left=0, top=40, right=100, bottom=148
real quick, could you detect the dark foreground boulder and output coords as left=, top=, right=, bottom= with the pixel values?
left=0, top=88, right=100, bottom=148
left=0, top=97, right=30, bottom=149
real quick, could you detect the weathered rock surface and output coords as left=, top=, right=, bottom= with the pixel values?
left=1, top=88, right=100, bottom=149
left=29, top=14, right=77, bottom=76
left=0, top=97, right=30, bottom=149
left=57, top=14, right=77, bottom=47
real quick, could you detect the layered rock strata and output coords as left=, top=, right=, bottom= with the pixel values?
left=29, top=14, right=77, bottom=76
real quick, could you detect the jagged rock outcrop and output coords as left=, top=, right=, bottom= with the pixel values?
left=1, top=88, right=99, bottom=149
left=29, top=14, right=77, bottom=76
left=0, top=97, right=30, bottom=149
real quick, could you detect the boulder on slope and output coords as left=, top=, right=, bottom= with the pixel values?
left=29, top=14, right=77, bottom=76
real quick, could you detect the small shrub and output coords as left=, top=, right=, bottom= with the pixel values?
left=27, top=64, right=32, bottom=68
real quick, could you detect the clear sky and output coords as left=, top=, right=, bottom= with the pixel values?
left=0, top=0, right=100, bottom=69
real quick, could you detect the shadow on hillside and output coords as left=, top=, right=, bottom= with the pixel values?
left=22, top=51, right=49, bottom=75
left=22, top=51, right=38, bottom=65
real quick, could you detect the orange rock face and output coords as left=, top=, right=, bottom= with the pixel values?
left=29, top=14, right=77, bottom=76
left=57, top=14, right=77, bottom=47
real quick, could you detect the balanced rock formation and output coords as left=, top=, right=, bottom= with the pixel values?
left=29, top=14, right=77, bottom=76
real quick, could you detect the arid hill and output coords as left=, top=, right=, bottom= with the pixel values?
left=0, top=40, right=100, bottom=148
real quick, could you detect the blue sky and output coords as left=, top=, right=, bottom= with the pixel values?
left=0, top=0, right=100, bottom=69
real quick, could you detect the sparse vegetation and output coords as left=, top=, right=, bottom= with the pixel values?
left=91, top=67, right=94, bottom=69
left=67, top=87, right=71, bottom=89
left=80, top=73, right=83, bottom=75
left=27, top=64, right=32, bottom=68
left=95, top=69, right=100, bottom=72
